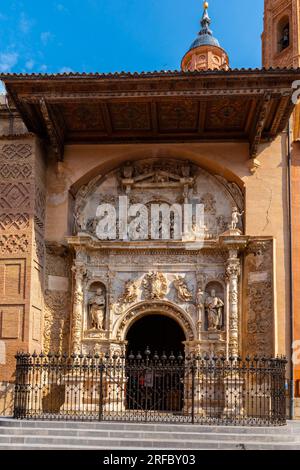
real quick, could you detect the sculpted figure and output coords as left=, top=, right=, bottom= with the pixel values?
left=89, top=288, right=106, bottom=330
left=73, top=210, right=87, bottom=234
left=174, top=276, right=193, bottom=302
left=205, top=289, right=224, bottom=331
left=231, top=206, right=244, bottom=230
left=196, top=287, right=205, bottom=334
left=196, top=287, right=205, bottom=313
left=121, top=279, right=138, bottom=304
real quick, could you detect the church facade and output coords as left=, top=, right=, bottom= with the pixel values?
left=0, top=1, right=299, bottom=419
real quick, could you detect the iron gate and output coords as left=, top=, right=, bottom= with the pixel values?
left=13, top=352, right=287, bottom=426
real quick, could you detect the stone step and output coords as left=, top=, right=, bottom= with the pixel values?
left=0, top=427, right=299, bottom=442
left=0, top=440, right=299, bottom=451
left=1, top=418, right=299, bottom=450
left=1, top=419, right=298, bottom=435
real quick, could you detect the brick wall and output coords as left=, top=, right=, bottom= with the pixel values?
left=0, top=138, right=46, bottom=392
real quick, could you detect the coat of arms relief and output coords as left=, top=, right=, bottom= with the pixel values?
left=142, top=272, right=168, bottom=300
left=113, top=271, right=194, bottom=314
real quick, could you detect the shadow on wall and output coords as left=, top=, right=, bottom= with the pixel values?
left=0, top=382, right=14, bottom=417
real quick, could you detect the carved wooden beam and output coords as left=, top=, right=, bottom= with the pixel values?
left=101, top=102, right=113, bottom=136
left=198, top=101, right=207, bottom=135
left=248, top=94, right=272, bottom=172
left=150, top=102, right=159, bottom=136
left=39, top=98, right=65, bottom=161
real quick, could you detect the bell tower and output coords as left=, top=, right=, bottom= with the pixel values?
left=262, top=0, right=300, bottom=68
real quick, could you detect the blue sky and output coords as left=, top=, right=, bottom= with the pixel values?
left=0, top=0, right=263, bottom=77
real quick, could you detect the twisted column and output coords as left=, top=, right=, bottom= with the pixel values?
left=71, top=263, right=86, bottom=353
left=226, top=250, right=241, bottom=357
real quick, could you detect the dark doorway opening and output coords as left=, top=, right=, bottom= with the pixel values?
left=125, top=315, right=186, bottom=413
left=126, top=314, right=185, bottom=356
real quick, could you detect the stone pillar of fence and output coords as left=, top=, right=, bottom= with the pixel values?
left=222, top=372, right=245, bottom=419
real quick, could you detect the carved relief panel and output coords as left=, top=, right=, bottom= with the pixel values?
left=73, top=158, right=244, bottom=241
left=243, top=239, right=275, bottom=357
left=43, top=245, right=72, bottom=354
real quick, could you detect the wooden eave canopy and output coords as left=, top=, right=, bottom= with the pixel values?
left=1, top=68, right=299, bottom=161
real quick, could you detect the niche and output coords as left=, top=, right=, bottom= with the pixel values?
left=278, top=17, right=290, bottom=52
left=87, top=282, right=106, bottom=331
left=204, top=281, right=225, bottom=332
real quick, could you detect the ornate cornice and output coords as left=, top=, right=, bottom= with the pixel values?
left=2, top=68, right=299, bottom=161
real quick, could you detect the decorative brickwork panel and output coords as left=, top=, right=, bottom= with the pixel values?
left=0, top=182, right=31, bottom=210
left=0, top=140, right=45, bottom=382
left=0, top=259, right=25, bottom=299
left=0, top=144, right=32, bottom=160
left=3, top=262, right=24, bottom=298
left=0, top=163, right=33, bottom=179
left=0, top=234, right=30, bottom=255
left=0, top=213, right=30, bottom=230
left=0, top=305, right=24, bottom=340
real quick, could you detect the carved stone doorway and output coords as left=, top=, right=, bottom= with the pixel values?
left=126, top=314, right=185, bottom=356
left=125, top=314, right=186, bottom=413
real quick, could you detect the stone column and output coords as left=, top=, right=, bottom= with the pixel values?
left=71, top=264, right=86, bottom=353
left=226, top=250, right=241, bottom=357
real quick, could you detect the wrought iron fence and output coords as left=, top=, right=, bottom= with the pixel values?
left=13, top=352, right=287, bottom=426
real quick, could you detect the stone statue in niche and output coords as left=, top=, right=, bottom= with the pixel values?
left=230, top=206, right=244, bottom=230
left=205, top=289, right=224, bottom=331
left=89, top=287, right=106, bottom=330
left=174, top=275, right=193, bottom=302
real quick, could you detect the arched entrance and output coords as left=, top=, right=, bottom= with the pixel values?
left=125, top=314, right=186, bottom=414
left=126, top=314, right=185, bottom=356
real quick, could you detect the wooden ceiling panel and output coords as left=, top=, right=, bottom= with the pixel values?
left=157, top=100, right=199, bottom=132
left=109, top=102, right=151, bottom=131
left=205, top=98, right=251, bottom=132
left=61, top=103, right=105, bottom=131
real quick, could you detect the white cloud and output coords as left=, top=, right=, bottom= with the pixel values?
left=0, top=81, right=6, bottom=94
left=40, top=64, right=48, bottom=72
left=25, top=59, right=35, bottom=70
left=19, top=12, right=34, bottom=34
left=41, top=31, right=53, bottom=45
left=56, top=3, right=68, bottom=13
left=59, top=66, right=74, bottom=73
left=0, top=52, right=18, bottom=72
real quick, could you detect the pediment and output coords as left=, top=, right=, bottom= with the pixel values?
left=122, top=170, right=193, bottom=190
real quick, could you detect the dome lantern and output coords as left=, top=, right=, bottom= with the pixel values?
left=181, top=2, right=229, bottom=72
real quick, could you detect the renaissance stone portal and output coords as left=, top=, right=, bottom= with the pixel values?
left=41, top=158, right=276, bottom=361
